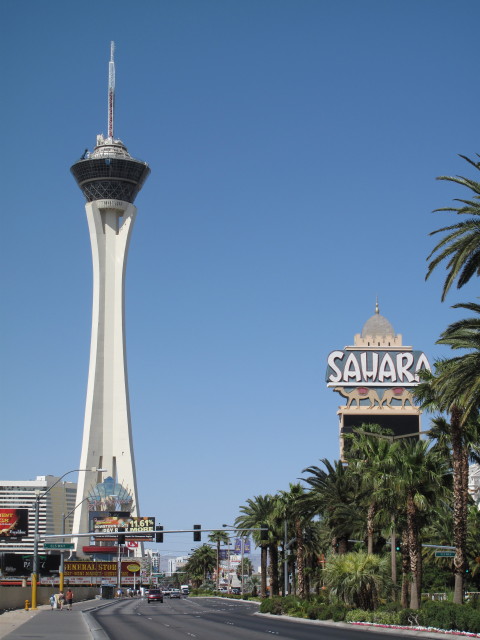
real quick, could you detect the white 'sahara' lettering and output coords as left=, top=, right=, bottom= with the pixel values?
left=327, top=351, right=431, bottom=384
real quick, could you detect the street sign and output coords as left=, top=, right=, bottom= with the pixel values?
left=435, top=551, right=455, bottom=557
left=44, top=543, right=74, bottom=550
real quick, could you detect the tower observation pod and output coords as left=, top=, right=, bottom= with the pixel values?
left=70, top=42, right=150, bottom=557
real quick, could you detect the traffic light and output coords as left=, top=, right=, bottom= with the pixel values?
left=156, top=525, right=164, bottom=543
left=118, top=527, right=125, bottom=545
left=396, top=545, right=401, bottom=552
left=193, top=524, right=201, bottom=541
left=260, top=523, right=268, bottom=541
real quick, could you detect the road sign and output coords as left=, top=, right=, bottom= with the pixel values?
left=44, top=543, right=74, bottom=550
left=435, top=551, right=455, bottom=557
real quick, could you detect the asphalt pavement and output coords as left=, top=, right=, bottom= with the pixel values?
left=0, top=597, right=477, bottom=640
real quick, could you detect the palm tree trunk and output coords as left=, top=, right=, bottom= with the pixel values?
left=260, top=545, right=267, bottom=598
left=407, top=493, right=420, bottom=610
left=268, top=542, right=279, bottom=595
left=338, top=536, right=348, bottom=554
left=295, top=519, right=306, bottom=598
left=391, top=519, right=397, bottom=601
left=367, top=502, right=375, bottom=554
left=400, top=528, right=410, bottom=609
left=451, top=406, right=467, bottom=605
left=216, top=541, right=220, bottom=590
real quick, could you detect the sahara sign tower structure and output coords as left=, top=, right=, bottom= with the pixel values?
left=70, top=43, right=150, bottom=554
left=325, top=302, right=431, bottom=459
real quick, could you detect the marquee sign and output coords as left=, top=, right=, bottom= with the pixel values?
left=93, top=516, right=155, bottom=541
left=326, top=350, right=430, bottom=387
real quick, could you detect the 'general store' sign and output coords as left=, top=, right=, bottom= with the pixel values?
left=326, top=350, right=430, bottom=387
left=65, top=561, right=140, bottom=577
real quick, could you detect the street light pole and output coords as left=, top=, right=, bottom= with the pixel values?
left=30, top=467, right=106, bottom=609
left=284, top=517, right=288, bottom=596
left=241, top=536, right=244, bottom=596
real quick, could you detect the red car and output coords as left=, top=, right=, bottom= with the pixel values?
left=147, top=589, right=164, bottom=603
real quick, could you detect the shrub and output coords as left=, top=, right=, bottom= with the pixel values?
left=262, top=597, right=283, bottom=615
left=331, top=604, right=347, bottom=621
left=346, top=609, right=371, bottom=623
left=372, top=611, right=401, bottom=625
left=322, top=551, right=392, bottom=610
left=316, top=604, right=334, bottom=620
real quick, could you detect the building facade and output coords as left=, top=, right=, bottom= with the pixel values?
left=0, top=476, right=76, bottom=555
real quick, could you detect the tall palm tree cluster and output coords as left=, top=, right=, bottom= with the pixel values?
left=234, top=156, right=480, bottom=610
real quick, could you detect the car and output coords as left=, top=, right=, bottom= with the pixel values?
left=162, top=587, right=171, bottom=596
left=169, top=589, right=181, bottom=599
left=147, top=589, right=164, bottom=603
left=231, top=587, right=241, bottom=595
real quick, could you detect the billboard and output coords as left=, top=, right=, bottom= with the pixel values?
left=93, top=516, right=155, bottom=541
left=0, top=509, right=28, bottom=538
left=0, top=553, right=59, bottom=577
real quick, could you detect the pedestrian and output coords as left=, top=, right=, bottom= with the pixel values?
left=49, top=594, right=56, bottom=610
left=55, top=591, right=64, bottom=610
left=65, top=588, right=74, bottom=610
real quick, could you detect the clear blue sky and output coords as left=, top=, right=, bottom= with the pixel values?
left=1, top=0, right=479, bottom=557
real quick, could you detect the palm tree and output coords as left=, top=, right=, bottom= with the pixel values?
left=426, top=155, right=480, bottom=301
left=277, top=483, right=310, bottom=598
left=184, top=545, right=216, bottom=587
left=235, top=494, right=274, bottom=598
left=346, top=424, right=396, bottom=555
left=302, top=459, right=364, bottom=554
left=323, top=551, right=391, bottom=610
left=208, top=530, right=230, bottom=590
left=386, top=439, right=449, bottom=609
left=415, top=312, right=480, bottom=605
left=236, top=557, right=253, bottom=580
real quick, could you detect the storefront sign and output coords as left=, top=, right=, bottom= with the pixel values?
left=65, top=561, right=140, bottom=577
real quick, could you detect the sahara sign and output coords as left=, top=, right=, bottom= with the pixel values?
left=326, top=350, right=430, bottom=387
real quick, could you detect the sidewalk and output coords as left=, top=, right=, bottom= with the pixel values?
left=0, top=600, right=100, bottom=640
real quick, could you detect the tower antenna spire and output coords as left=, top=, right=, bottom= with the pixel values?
left=108, top=41, right=115, bottom=139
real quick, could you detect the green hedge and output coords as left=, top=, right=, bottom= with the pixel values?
left=259, top=596, right=347, bottom=621
left=346, top=601, right=480, bottom=634
left=261, top=597, right=480, bottom=634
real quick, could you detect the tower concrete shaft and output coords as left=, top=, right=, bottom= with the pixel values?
left=71, top=198, right=140, bottom=553
left=70, top=43, right=150, bottom=556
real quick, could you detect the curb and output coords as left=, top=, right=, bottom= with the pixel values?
left=81, top=599, right=123, bottom=639
left=254, top=612, right=470, bottom=639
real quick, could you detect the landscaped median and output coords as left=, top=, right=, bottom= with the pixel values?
left=259, top=596, right=480, bottom=636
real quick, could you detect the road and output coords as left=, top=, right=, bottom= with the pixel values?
left=91, top=596, right=412, bottom=640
